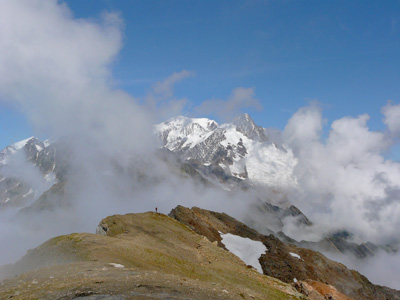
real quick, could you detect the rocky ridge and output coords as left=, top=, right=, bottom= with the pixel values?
left=0, top=137, right=57, bottom=208
left=0, top=131, right=392, bottom=266
left=0, top=211, right=303, bottom=300
left=169, top=206, right=400, bottom=300
left=2, top=206, right=399, bottom=299
left=155, top=113, right=298, bottom=189
left=0, top=115, right=398, bottom=297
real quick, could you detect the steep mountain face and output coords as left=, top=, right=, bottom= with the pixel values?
left=155, top=114, right=298, bottom=189
left=156, top=115, right=396, bottom=261
left=169, top=206, right=400, bottom=300
left=0, top=137, right=57, bottom=208
left=278, top=230, right=396, bottom=260
left=1, top=115, right=397, bottom=296
left=0, top=127, right=400, bottom=300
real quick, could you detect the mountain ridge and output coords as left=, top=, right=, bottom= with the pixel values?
left=1, top=113, right=399, bottom=295
left=2, top=207, right=399, bottom=299
left=0, top=210, right=303, bottom=300
left=156, top=113, right=298, bottom=188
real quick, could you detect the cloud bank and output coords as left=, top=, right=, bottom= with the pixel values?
left=1, top=0, right=400, bottom=291
left=0, top=0, right=258, bottom=270
left=283, top=103, right=400, bottom=245
left=0, top=0, right=153, bottom=158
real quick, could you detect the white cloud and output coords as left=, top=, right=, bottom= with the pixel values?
left=0, top=0, right=154, bottom=157
left=0, top=1, right=261, bottom=271
left=153, top=70, right=194, bottom=98
left=283, top=103, right=323, bottom=152
left=145, top=70, right=194, bottom=121
left=382, top=101, right=400, bottom=136
left=283, top=104, right=400, bottom=245
left=194, top=87, right=262, bottom=121
left=0, top=0, right=156, bottom=265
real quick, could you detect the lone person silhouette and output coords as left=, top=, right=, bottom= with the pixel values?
left=155, top=207, right=158, bottom=213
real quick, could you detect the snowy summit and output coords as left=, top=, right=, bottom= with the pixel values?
left=155, top=114, right=298, bottom=188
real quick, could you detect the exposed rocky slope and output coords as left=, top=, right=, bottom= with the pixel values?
left=170, top=205, right=400, bottom=300
left=156, top=115, right=394, bottom=260
left=0, top=137, right=60, bottom=208
left=0, top=212, right=302, bottom=300
left=155, top=113, right=298, bottom=189
left=279, top=231, right=397, bottom=260
left=0, top=117, right=397, bottom=297
left=0, top=134, right=391, bottom=266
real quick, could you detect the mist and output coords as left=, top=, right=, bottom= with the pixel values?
left=278, top=103, right=400, bottom=289
left=0, top=0, right=262, bottom=270
left=1, top=0, right=400, bottom=291
left=282, top=103, right=400, bottom=245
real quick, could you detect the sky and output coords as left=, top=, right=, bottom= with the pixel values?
left=0, top=0, right=399, bottom=150
left=1, top=1, right=400, bottom=290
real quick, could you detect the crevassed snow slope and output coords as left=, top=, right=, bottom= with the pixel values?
left=155, top=116, right=218, bottom=151
left=156, top=114, right=298, bottom=188
left=220, top=123, right=298, bottom=187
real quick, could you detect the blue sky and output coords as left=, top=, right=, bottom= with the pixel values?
left=0, top=0, right=399, bottom=149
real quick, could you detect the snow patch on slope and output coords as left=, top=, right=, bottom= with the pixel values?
left=220, top=232, right=267, bottom=273
left=289, top=252, right=301, bottom=259
left=23, top=188, right=33, bottom=198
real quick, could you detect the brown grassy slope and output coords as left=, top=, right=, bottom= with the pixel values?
left=169, top=205, right=400, bottom=300
left=0, top=212, right=303, bottom=300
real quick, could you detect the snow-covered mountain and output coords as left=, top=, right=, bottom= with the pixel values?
left=0, top=115, right=393, bottom=275
left=155, top=113, right=298, bottom=189
left=0, top=137, right=57, bottom=207
left=2, top=113, right=297, bottom=208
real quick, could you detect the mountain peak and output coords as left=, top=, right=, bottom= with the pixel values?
left=232, top=113, right=255, bottom=127
left=11, top=136, right=35, bottom=150
left=232, top=113, right=268, bottom=142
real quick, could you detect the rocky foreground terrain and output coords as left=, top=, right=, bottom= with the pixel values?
left=0, top=210, right=301, bottom=300
left=1, top=206, right=399, bottom=300
left=1, top=121, right=399, bottom=299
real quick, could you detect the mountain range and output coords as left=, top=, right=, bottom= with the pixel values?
left=1, top=206, right=399, bottom=299
left=0, top=113, right=399, bottom=299
left=156, top=113, right=297, bottom=189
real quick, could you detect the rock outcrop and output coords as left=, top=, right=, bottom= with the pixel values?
left=169, top=205, right=400, bottom=300
left=0, top=211, right=303, bottom=300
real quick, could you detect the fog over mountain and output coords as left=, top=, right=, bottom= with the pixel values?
left=1, top=0, right=400, bottom=291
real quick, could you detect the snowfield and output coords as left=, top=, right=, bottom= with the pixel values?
left=220, top=232, right=267, bottom=273
left=289, top=252, right=301, bottom=259
left=156, top=114, right=299, bottom=189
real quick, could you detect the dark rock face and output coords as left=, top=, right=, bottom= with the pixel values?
left=23, top=138, right=45, bottom=161
left=170, top=205, right=400, bottom=300
left=17, top=181, right=68, bottom=216
left=245, top=201, right=312, bottom=234
left=232, top=113, right=269, bottom=142
left=169, top=205, right=265, bottom=249
left=287, top=232, right=393, bottom=261
left=0, top=137, right=74, bottom=210
left=0, top=138, right=56, bottom=208
left=156, top=114, right=289, bottom=190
